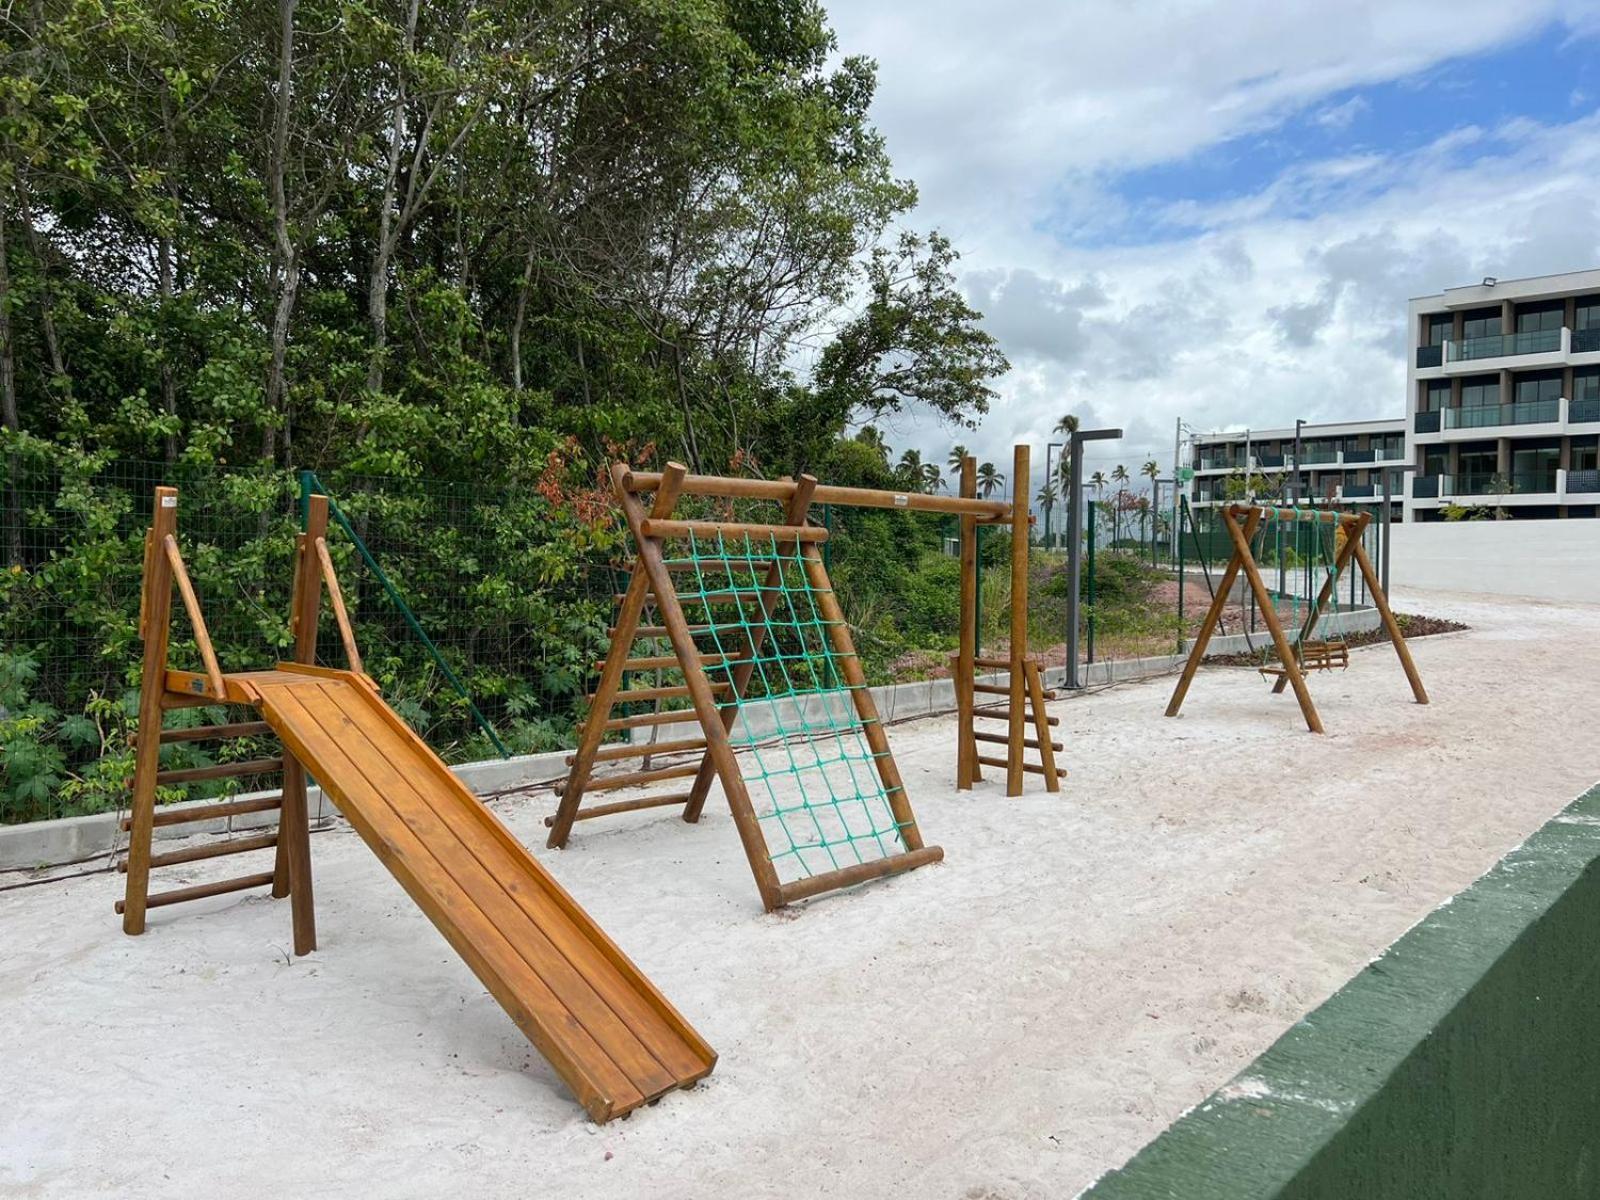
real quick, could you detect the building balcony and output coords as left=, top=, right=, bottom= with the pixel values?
left=1416, top=345, right=1443, bottom=369
left=1342, top=448, right=1376, bottom=463
left=1413, top=395, right=1579, bottom=443
left=1407, top=468, right=1597, bottom=507
left=1575, top=328, right=1600, bottom=355
left=1449, top=328, right=1562, bottom=362
left=1254, top=452, right=1285, bottom=468
left=1416, top=326, right=1573, bottom=376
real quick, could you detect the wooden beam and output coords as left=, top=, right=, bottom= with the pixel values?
left=314, top=536, right=364, bottom=676
left=640, top=518, right=828, bottom=543
left=162, top=535, right=225, bottom=700
left=123, top=831, right=279, bottom=872
left=543, top=793, right=694, bottom=826
left=154, top=757, right=284, bottom=785
left=115, top=871, right=277, bottom=914
left=566, top=737, right=707, bottom=766
left=122, top=794, right=283, bottom=831
left=619, top=469, right=1012, bottom=519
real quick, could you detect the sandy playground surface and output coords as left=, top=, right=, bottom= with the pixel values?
left=3, top=588, right=1597, bottom=1199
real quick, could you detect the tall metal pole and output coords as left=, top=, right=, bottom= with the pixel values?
left=1171, top=417, right=1183, bottom=568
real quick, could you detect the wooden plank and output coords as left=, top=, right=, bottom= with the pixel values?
left=543, top=793, right=694, bottom=826
left=124, top=831, right=279, bottom=872
left=162, top=534, right=226, bottom=700
left=619, top=468, right=1012, bottom=519
left=115, top=871, right=277, bottom=914
left=581, top=763, right=701, bottom=793
left=269, top=679, right=705, bottom=1116
left=130, top=721, right=273, bottom=746
left=956, top=455, right=979, bottom=789
left=277, top=495, right=326, bottom=950
left=777, top=846, right=945, bottom=905
left=154, top=757, right=283, bottom=785
left=314, top=535, right=364, bottom=675
left=121, top=486, right=179, bottom=935
left=1007, top=443, right=1030, bottom=797
left=567, top=738, right=707, bottom=766
left=641, top=518, right=828, bottom=543
left=122, top=794, right=283, bottom=831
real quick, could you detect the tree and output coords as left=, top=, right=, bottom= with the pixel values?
left=921, top=462, right=944, bottom=493
left=976, top=461, right=1004, bottom=498
left=947, top=443, right=968, bottom=474
left=1053, top=413, right=1079, bottom=439
left=1089, top=470, right=1107, bottom=499
left=1142, top=459, right=1160, bottom=491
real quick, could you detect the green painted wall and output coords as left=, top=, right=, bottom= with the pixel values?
left=1084, top=784, right=1600, bottom=1200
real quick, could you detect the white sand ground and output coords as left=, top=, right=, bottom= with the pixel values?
left=3, top=589, right=1596, bottom=1200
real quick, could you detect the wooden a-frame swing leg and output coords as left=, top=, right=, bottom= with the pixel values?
left=546, top=470, right=687, bottom=850
left=1351, top=536, right=1429, bottom=705
left=1225, top=510, right=1323, bottom=733
left=680, top=475, right=819, bottom=825
left=1165, top=509, right=1263, bottom=718
left=1270, top=511, right=1368, bottom=696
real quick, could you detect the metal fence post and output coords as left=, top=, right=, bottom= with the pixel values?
left=1086, top=499, right=1097, bottom=665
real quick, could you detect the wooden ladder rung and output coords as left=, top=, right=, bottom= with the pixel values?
left=542, top=792, right=692, bottom=826
left=972, top=682, right=1015, bottom=696
left=121, top=794, right=283, bottom=831
left=602, top=709, right=701, bottom=731
left=567, top=737, right=707, bottom=766
left=121, top=831, right=279, bottom=872
left=114, top=870, right=277, bottom=914
left=976, top=755, right=1049, bottom=776
left=972, top=731, right=1063, bottom=752
left=973, top=656, right=1044, bottom=671
left=591, top=683, right=732, bottom=704
left=153, top=757, right=284, bottom=786
left=131, top=721, right=273, bottom=747
left=597, top=654, right=733, bottom=672
left=974, top=707, right=1059, bottom=727
left=611, top=624, right=728, bottom=639
left=572, top=763, right=702, bottom=794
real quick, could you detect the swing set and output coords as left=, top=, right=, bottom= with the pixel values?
left=1166, top=503, right=1428, bottom=733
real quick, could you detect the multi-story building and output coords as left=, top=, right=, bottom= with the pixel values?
left=1188, top=418, right=1408, bottom=522
left=1407, top=268, right=1600, bottom=521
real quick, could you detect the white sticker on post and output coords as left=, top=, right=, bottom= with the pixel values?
left=161, top=496, right=177, bottom=508
left=893, top=494, right=909, bottom=507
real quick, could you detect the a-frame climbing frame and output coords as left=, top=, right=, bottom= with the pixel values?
left=1164, top=503, right=1429, bottom=733
left=548, top=462, right=978, bottom=911
left=119, top=487, right=715, bottom=1123
left=952, top=444, right=1063, bottom=796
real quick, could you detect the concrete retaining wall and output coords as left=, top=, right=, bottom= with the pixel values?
left=1081, top=782, right=1600, bottom=1199
left=1391, top=519, right=1600, bottom=603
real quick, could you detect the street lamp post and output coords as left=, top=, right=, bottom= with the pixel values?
left=1066, top=426, right=1123, bottom=689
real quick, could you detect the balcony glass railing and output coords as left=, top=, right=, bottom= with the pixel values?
left=1198, top=457, right=1244, bottom=471
left=1342, top=483, right=1376, bottom=498
left=1255, top=452, right=1285, bottom=468
left=1447, top=328, right=1562, bottom=361
left=1343, top=448, right=1376, bottom=463
left=1568, top=469, right=1600, bottom=494
left=1445, top=470, right=1558, bottom=497
left=1416, top=345, right=1443, bottom=368
left=1414, top=410, right=1442, bottom=434
left=1443, top=398, right=1559, bottom=430
left=1571, top=397, right=1600, bottom=423
left=1413, top=475, right=1441, bottom=498
left=1574, top=328, right=1600, bottom=354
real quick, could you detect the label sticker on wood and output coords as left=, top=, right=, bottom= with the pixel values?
left=893, top=494, right=909, bottom=507
left=161, top=495, right=177, bottom=508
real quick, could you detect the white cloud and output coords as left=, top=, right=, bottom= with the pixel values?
left=823, top=1, right=1600, bottom=486
left=1314, top=95, right=1371, bottom=131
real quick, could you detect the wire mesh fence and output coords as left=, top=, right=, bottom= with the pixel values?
left=1, top=451, right=1393, bottom=826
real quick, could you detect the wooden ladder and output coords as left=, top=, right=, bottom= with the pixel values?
left=956, top=654, right=1063, bottom=795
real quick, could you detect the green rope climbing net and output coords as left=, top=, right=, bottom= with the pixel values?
left=668, top=528, right=909, bottom=883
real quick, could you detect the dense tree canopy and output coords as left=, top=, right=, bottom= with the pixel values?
left=0, top=0, right=1006, bottom=490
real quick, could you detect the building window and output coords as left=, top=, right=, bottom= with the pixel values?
left=1515, top=300, right=1564, bottom=333
left=1460, top=375, right=1499, bottom=408
left=1461, top=308, right=1501, bottom=340
left=1424, top=312, right=1451, bottom=346
left=1575, top=369, right=1600, bottom=403
left=1572, top=440, right=1599, bottom=473
left=1513, top=371, right=1562, bottom=405
left=1422, top=380, right=1450, bottom=411
left=1576, top=296, right=1600, bottom=331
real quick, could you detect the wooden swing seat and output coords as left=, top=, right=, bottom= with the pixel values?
left=1258, top=639, right=1349, bottom=676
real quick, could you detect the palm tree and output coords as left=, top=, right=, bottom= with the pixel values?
left=855, top=425, right=889, bottom=462
left=1089, top=469, right=1107, bottom=499
left=1056, top=453, right=1073, bottom=501
left=976, top=461, right=1004, bottom=498
left=1053, top=413, right=1080, bottom=440
left=921, top=462, right=944, bottom=493
left=1142, top=459, right=1160, bottom=489
left=947, top=444, right=968, bottom=474
left=896, top=448, right=924, bottom=489
left=1035, top=481, right=1056, bottom=541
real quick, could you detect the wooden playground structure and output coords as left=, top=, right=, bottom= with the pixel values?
left=119, top=487, right=716, bottom=1122
left=548, top=446, right=1061, bottom=911
left=1165, top=503, right=1428, bottom=733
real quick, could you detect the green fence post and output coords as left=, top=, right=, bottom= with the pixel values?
left=309, top=474, right=511, bottom=759
left=1176, top=500, right=1186, bottom=652
left=298, top=469, right=314, bottom=533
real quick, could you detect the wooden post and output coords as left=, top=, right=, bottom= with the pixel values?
left=1270, top=512, right=1366, bottom=696
left=1350, top=535, right=1430, bottom=705
left=275, top=493, right=325, bottom=954
left=956, top=456, right=979, bottom=789
left=682, top=476, right=818, bottom=823
left=613, top=465, right=789, bottom=911
left=1224, top=508, right=1323, bottom=733
left=799, top=543, right=931, bottom=855
left=1006, top=444, right=1030, bottom=797
left=1165, top=508, right=1263, bottom=718
left=546, top=466, right=687, bottom=849
left=121, top=487, right=180, bottom=935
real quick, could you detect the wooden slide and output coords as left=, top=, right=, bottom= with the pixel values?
left=241, top=662, right=716, bottom=1122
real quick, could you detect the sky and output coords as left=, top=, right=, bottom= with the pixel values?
left=826, top=0, right=1600, bottom=494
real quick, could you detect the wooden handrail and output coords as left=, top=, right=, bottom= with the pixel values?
left=314, top=536, right=364, bottom=675
left=161, top=534, right=226, bottom=700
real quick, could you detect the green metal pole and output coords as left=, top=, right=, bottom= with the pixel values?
left=310, top=474, right=511, bottom=759
left=298, top=469, right=314, bottom=533
left=1176, top=498, right=1185, bottom=652
left=1086, top=499, right=1097, bottom=664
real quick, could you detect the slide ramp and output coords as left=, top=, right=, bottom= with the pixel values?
left=247, top=664, right=715, bottom=1122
